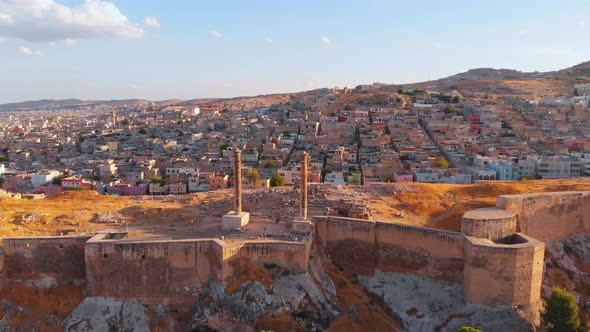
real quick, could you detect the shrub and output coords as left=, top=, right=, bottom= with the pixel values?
left=542, top=287, right=581, bottom=332
left=269, top=173, right=285, bottom=187
left=456, top=327, right=481, bottom=332
left=435, top=159, right=451, bottom=168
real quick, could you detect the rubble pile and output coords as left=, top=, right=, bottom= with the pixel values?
left=92, top=211, right=127, bottom=224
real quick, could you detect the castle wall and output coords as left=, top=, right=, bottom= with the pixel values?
left=84, top=236, right=311, bottom=307
left=375, top=223, right=465, bottom=282
left=464, top=234, right=545, bottom=307
left=497, top=192, right=590, bottom=240
left=2, top=236, right=91, bottom=283
left=314, top=216, right=377, bottom=275
left=315, top=216, right=545, bottom=308
left=314, top=216, right=465, bottom=282
left=85, top=239, right=223, bottom=307
left=222, top=240, right=311, bottom=282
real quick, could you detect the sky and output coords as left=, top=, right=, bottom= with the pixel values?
left=1, top=0, right=590, bottom=103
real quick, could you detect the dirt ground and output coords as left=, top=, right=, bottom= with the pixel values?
left=0, top=179, right=588, bottom=240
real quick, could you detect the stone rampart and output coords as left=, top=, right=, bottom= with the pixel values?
left=222, top=240, right=311, bottom=283
left=2, top=236, right=91, bottom=283
left=314, top=216, right=465, bottom=282
left=464, top=234, right=544, bottom=307
left=375, top=222, right=465, bottom=282
left=497, top=191, right=590, bottom=241
left=314, top=216, right=545, bottom=308
left=85, top=236, right=224, bottom=307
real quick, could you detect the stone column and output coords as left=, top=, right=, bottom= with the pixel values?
left=300, top=151, right=308, bottom=220
left=234, top=148, right=242, bottom=214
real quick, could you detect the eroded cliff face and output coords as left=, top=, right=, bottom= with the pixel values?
left=545, top=234, right=590, bottom=315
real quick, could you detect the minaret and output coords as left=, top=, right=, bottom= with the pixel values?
left=299, top=151, right=308, bottom=220
left=111, top=109, right=117, bottom=127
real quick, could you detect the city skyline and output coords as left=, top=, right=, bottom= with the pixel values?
left=1, top=0, right=590, bottom=103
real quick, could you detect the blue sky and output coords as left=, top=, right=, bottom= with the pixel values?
left=1, top=0, right=589, bottom=103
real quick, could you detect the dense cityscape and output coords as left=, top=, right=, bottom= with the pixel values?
left=1, top=80, right=589, bottom=197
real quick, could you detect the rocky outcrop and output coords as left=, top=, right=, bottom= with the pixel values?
left=191, top=271, right=339, bottom=331
left=64, top=298, right=150, bottom=332
left=360, top=270, right=534, bottom=332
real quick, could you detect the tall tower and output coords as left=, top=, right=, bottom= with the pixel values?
left=111, top=109, right=117, bottom=127
left=233, top=148, right=242, bottom=214
left=222, top=147, right=250, bottom=229
left=292, top=151, right=313, bottom=234
left=299, top=151, right=308, bottom=220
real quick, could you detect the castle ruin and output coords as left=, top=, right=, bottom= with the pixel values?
left=0, top=190, right=588, bottom=319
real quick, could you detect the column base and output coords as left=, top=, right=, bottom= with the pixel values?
left=222, top=211, right=250, bottom=230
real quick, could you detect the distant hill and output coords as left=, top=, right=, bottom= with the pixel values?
left=408, top=61, right=590, bottom=98
left=3, top=61, right=590, bottom=111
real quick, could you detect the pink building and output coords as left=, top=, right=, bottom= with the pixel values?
left=394, top=172, right=414, bottom=183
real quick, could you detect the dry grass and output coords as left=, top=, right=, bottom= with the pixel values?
left=367, top=179, right=590, bottom=231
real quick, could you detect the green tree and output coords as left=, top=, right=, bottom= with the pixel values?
left=246, top=169, right=261, bottom=185
left=269, top=172, right=285, bottom=187
left=321, top=166, right=333, bottom=180
left=435, top=159, right=451, bottom=168
left=0, top=154, right=7, bottom=162
left=456, top=328, right=481, bottom=332
left=52, top=176, right=63, bottom=185
left=263, top=160, right=276, bottom=169
left=150, top=176, right=164, bottom=184
left=542, top=287, right=581, bottom=332
left=219, top=142, right=229, bottom=151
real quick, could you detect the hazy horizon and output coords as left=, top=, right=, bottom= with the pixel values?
left=1, top=0, right=589, bottom=103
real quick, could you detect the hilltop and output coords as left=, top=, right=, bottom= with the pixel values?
left=409, top=61, right=590, bottom=98
left=3, top=61, right=590, bottom=111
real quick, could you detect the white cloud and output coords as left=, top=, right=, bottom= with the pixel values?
left=48, top=41, right=57, bottom=47
left=143, top=16, right=160, bottom=29
left=64, top=38, right=77, bottom=45
left=0, top=12, right=13, bottom=24
left=518, top=28, right=529, bottom=36
left=432, top=42, right=441, bottom=49
left=210, top=30, right=222, bottom=39
left=320, top=35, right=331, bottom=45
left=0, top=0, right=157, bottom=42
left=579, top=20, right=586, bottom=29
left=19, top=46, right=43, bottom=56
left=264, top=36, right=273, bottom=44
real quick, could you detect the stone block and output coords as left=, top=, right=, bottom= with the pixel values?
left=222, top=211, right=250, bottom=230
